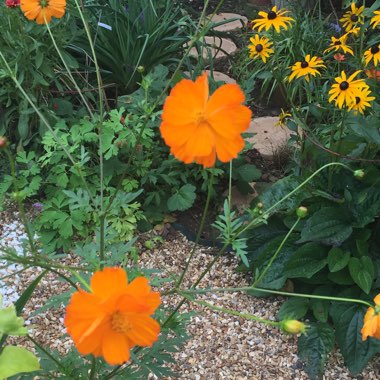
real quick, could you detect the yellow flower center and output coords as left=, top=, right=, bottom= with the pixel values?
left=110, top=312, right=132, bottom=334
left=195, top=112, right=211, bottom=127
left=267, top=11, right=277, bottom=20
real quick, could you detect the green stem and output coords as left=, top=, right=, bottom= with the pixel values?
left=28, top=335, right=67, bottom=373
left=179, top=292, right=280, bottom=327
left=45, top=20, right=94, bottom=119
left=88, top=356, right=96, bottom=380
left=180, top=287, right=373, bottom=308
left=252, top=217, right=300, bottom=287
left=176, top=171, right=214, bottom=289
left=236, top=162, right=352, bottom=238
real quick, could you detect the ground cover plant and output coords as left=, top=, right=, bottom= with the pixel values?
left=0, top=0, right=379, bottom=379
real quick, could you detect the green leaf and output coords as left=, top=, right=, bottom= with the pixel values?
left=327, top=248, right=350, bottom=273
left=348, top=257, right=374, bottom=294
left=167, top=184, right=196, bottom=211
left=0, top=346, right=40, bottom=378
left=331, top=302, right=380, bottom=375
left=0, top=305, right=27, bottom=337
left=299, top=207, right=353, bottom=245
left=311, top=299, right=329, bottom=323
left=327, top=268, right=355, bottom=285
left=284, top=243, right=328, bottom=279
left=236, top=164, right=261, bottom=183
left=298, top=323, right=335, bottom=380
left=277, top=298, right=309, bottom=320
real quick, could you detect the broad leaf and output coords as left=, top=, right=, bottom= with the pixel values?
left=348, top=257, right=374, bottom=294
left=331, top=302, right=380, bottom=374
left=299, top=207, right=353, bottom=245
left=0, top=346, right=40, bottom=378
left=236, top=164, right=261, bottom=183
left=284, top=243, right=328, bottom=279
left=327, top=248, right=350, bottom=273
left=167, top=184, right=196, bottom=211
left=0, top=305, right=27, bottom=337
left=298, top=323, right=335, bottom=380
left=277, top=298, right=309, bottom=320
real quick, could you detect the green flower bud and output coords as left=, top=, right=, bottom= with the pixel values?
left=296, top=206, right=308, bottom=219
left=137, top=65, right=145, bottom=73
left=281, top=320, right=307, bottom=335
left=257, top=202, right=263, bottom=209
left=354, top=169, right=365, bottom=179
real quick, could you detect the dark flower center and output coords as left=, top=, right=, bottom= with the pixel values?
left=334, top=41, right=342, bottom=46
left=267, top=11, right=277, bottom=20
left=371, top=45, right=380, bottom=54
left=355, top=96, right=361, bottom=104
left=300, top=61, right=309, bottom=68
left=340, top=81, right=349, bottom=90
left=350, top=14, right=359, bottom=22
left=255, top=44, right=264, bottom=53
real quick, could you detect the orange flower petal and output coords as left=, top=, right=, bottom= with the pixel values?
left=126, top=314, right=161, bottom=347
left=91, top=267, right=128, bottom=300
left=102, top=329, right=131, bottom=365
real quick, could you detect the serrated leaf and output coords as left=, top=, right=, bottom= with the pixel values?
left=327, top=248, right=350, bottom=273
left=298, top=323, right=335, bottom=380
left=299, top=207, right=353, bottom=245
left=278, top=298, right=309, bottom=320
left=236, top=164, right=261, bottom=183
left=331, top=302, right=380, bottom=375
left=284, top=243, right=328, bottom=279
left=167, top=184, right=196, bottom=212
left=0, top=346, right=40, bottom=378
left=348, top=257, right=374, bottom=294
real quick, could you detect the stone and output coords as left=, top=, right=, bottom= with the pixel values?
left=205, top=70, right=236, bottom=84
left=208, top=13, right=248, bottom=32
left=246, top=116, right=293, bottom=159
left=187, top=36, right=238, bottom=61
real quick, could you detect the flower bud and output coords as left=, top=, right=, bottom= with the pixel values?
left=257, top=202, right=263, bottom=209
left=0, top=136, right=8, bottom=150
left=354, top=169, right=365, bottom=179
left=296, top=206, right=308, bottom=219
left=281, top=320, right=306, bottom=335
left=137, top=66, right=145, bottom=73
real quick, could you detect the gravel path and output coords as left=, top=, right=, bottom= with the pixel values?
left=1, top=211, right=379, bottom=379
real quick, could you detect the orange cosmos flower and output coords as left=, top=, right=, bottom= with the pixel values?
left=160, top=73, right=252, bottom=168
left=362, top=294, right=380, bottom=341
left=64, top=267, right=160, bottom=365
left=20, top=0, right=66, bottom=24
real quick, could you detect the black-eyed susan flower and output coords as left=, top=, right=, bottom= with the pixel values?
left=252, top=6, right=294, bottom=33
left=364, top=44, right=380, bottom=66
left=340, top=3, right=365, bottom=32
left=288, top=55, right=325, bottom=82
left=345, top=26, right=361, bottom=37
left=324, top=35, right=354, bottom=56
left=329, top=70, right=369, bottom=109
left=248, top=35, right=274, bottom=63
left=348, top=87, right=375, bottom=114
left=370, top=10, right=380, bottom=29
left=275, top=109, right=291, bottom=128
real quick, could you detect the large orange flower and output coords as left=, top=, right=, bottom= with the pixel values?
left=362, top=294, right=380, bottom=341
left=64, top=267, right=161, bottom=365
left=21, top=0, right=66, bottom=24
left=160, top=73, right=252, bottom=168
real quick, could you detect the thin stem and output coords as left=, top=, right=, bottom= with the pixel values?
left=176, top=171, right=214, bottom=289
left=88, top=356, right=96, bottom=380
left=179, top=292, right=281, bottom=327
left=180, top=287, right=373, bottom=308
left=45, top=20, right=94, bottom=119
left=236, top=162, right=352, bottom=238
left=252, top=217, right=300, bottom=287
left=28, top=335, right=67, bottom=373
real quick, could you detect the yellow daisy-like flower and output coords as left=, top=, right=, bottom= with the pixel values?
left=339, top=3, right=365, bottom=32
left=324, top=36, right=354, bottom=56
left=345, top=26, right=361, bottom=38
left=364, top=44, right=380, bottom=66
left=370, top=10, right=380, bottom=29
left=275, top=109, right=291, bottom=128
left=288, top=55, right=325, bottom=82
left=20, top=0, right=66, bottom=24
left=328, top=70, right=369, bottom=109
left=252, top=6, right=294, bottom=33
left=248, top=35, right=274, bottom=63
left=348, top=87, right=375, bottom=114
